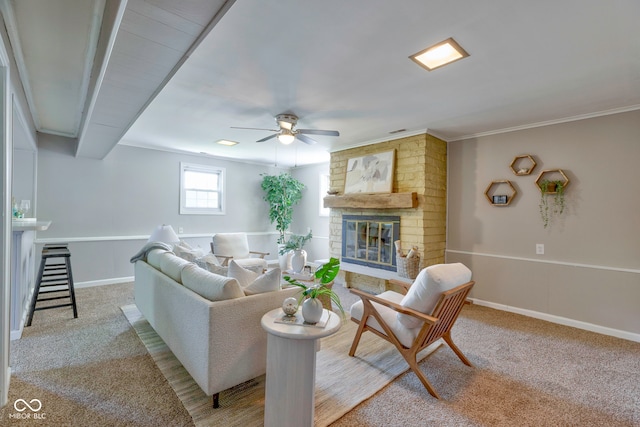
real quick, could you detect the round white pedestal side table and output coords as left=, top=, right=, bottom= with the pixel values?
left=261, top=307, right=341, bottom=427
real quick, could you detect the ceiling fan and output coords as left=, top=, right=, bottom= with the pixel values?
left=231, top=114, right=339, bottom=145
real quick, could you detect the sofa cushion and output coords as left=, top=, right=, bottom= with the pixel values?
left=228, top=261, right=282, bottom=295
left=159, top=252, right=191, bottom=284
left=397, top=263, right=472, bottom=329
left=147, top=248, right=169, bottom=270
left=181, top=264, right=244, bottom=301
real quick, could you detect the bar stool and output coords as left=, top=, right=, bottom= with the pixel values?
left=26, top=243, right=78, bottom=326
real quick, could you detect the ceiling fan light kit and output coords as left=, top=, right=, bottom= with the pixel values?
left=277, top=129, right=295, bottom=145
left=233, top=113, right=340, bottom=145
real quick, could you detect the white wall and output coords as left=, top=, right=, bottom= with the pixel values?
left=447, top=109, right=640, bottom=340
left=290, top=163, right=330, bottom=262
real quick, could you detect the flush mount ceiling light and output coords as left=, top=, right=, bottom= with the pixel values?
left=216, top=139, right=238, bottom=146
left=410, top=37, right=469, bottom=71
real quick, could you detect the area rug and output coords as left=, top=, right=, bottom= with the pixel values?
left=121, top=304, right=442, bottom=427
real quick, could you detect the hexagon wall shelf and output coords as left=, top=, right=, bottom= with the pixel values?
left=535, top=169, right=570, bottom=194
left=484, top=180, right=517, bottom=206
left=510, top=155, right=537, bottom=176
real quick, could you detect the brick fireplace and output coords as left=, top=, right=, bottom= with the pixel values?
left=327, top=133, right=447, bottom=293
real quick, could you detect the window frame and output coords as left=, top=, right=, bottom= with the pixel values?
left=179, top=162, right=226, bottom=215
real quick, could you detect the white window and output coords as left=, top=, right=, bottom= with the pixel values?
left=180, top=162, right=225, bottom=215
left=319, top=173, right=330, bottom=217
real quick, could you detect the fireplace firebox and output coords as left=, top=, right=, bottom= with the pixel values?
left=341, top=215, right=400, bottom=271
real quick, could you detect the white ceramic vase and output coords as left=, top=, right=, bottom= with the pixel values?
left=278, top=244, right=293, bottom=271
left=301, top=297, right=323, bottom=324
left=290, top=249, right=307, bottom=273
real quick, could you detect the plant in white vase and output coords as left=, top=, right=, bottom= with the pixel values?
left=279, top=230, right=312, bottom=273
left=284, top=257, right=345, bottom=324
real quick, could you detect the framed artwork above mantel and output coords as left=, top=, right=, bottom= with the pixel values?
left=344, top=149, right=395, bottom=194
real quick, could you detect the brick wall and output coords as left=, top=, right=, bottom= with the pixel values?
left=329, top=133, right=447, bottom=292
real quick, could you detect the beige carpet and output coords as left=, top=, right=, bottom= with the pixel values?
left=121, top=304, right=441, bottom=427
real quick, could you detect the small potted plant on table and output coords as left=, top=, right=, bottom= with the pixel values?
left=283, top=257, right=345, bottom=324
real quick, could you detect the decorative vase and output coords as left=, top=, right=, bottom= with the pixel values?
left=282, top=297, right=298, bottom=316
left=278, top=244, right=293, bottom=271
left=291, top=249, right=307, bottom=273
left=301, top=297, right=323, bottom=324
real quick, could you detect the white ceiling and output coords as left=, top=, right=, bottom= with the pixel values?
left=3, top=0, right=640, bottom=167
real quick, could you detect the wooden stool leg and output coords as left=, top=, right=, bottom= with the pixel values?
left=26, top=257, right=47, bottom=327
left=66, top=256, right=78, bottom=318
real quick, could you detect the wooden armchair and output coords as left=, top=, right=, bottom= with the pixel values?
left=210, top=233, right=269, bottom=266
left=349, top=263, right=475, bottom=399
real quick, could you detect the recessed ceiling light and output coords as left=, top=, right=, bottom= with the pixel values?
left=216, top=139, right=238, bottom=146
left=409, top=37, right=469, bottom=71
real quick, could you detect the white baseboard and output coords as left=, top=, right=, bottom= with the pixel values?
left=470, top=298, right=640, bottom=343
left=75, top=276, right=134, bottom=289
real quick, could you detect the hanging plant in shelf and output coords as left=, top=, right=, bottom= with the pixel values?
left=539, top=179, right=566, bottom=228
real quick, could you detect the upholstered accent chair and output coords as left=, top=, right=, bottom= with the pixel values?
left=349, top=263, right=475, bottom=399
left=210, top=232, right=269, bottom=271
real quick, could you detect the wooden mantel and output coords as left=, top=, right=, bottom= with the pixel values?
left=323, top=192, right=418, bottom=209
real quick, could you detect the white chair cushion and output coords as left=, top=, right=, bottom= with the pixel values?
left=181, top=264, right=244, bottom=301
left=228, top=260, right=281, bottom=295
left=159, top=252, right=191, bottom=284
left=350, top=291, right=419, bottom=348
left=212, top=233, right=250, bottom=260
left=397, top=263, right=472, bottom=329
left=147, top=249, right=169, bottom=270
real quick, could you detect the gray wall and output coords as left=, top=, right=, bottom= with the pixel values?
left=447, top=109, right=640, bottom=339
left=35, top=143, right=299, bottom=283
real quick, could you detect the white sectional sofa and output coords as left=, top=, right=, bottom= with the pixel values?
left=133, top=249, right=299, bottom=407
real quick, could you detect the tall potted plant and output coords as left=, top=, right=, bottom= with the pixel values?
left=261, top=173, right=305, bottom=268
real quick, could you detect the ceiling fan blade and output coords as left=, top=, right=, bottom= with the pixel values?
left=256, top=133, right=278, bottom=143
left=231, top=126, right=279, bottom=132
left=296, top=129, right=340, bottom=137
left=296, top=134, right=318, bottom=145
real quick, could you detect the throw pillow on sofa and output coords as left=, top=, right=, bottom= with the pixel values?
left=181, top=264, right=244, bottom=301
left=195, top=253, right=228, bottom=276
left=228, top=260, right=282, bottom=295
left=173, top=242, right=207, bottom=262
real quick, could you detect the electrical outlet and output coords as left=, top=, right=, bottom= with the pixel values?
left=178, top=227, right=184, bottom=234
left=536, top=244, right=544, bottom=255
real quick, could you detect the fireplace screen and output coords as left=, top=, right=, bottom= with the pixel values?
left=341, top=215, right=400, bottom=271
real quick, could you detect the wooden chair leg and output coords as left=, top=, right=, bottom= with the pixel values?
left=404, top=353, right=441, bottom=399
left=348, top=319, right=367, bottom=356
left=442, top=332, right=472, bottom=366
